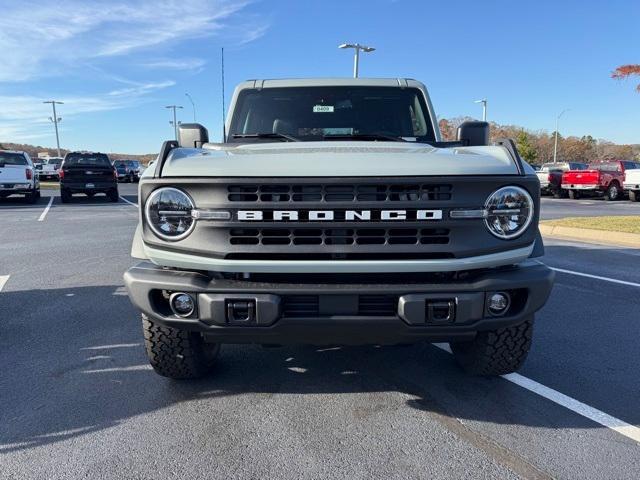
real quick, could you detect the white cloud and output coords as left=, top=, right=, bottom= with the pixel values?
left=0, top=0, right=268, bottom=143
left=0, top=81, right=174, bottom=142
left=0, top=0, right=267, bottom=82
left=139, top=59, right=207, bottom=70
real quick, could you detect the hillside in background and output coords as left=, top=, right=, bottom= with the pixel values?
left=439, top=118, right=639, bottom=165
left=0, top=142, right=157, bottom=165
left=3, top=119, right=639, bottom=168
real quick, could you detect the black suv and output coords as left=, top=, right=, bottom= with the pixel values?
left=59, top=152, right=119, bottom=203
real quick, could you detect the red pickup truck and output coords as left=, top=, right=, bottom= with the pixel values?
left=561, top=161, right=638, bottom=200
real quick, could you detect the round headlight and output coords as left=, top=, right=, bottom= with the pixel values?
left=484, top=186, right=534, bottom=239
left=145, top=187, right=195, bottom=240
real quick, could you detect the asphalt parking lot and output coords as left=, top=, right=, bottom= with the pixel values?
left=1, top=185, right=640, bottom=479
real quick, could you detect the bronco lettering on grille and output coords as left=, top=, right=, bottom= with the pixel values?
left=237, top=210, right=443, bottom=221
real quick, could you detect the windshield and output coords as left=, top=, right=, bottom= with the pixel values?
left=0, top=152, right=28, bottom=165
left=228, top=86, right=435, bottom=142
left=64, top=153, right=111, bottom=167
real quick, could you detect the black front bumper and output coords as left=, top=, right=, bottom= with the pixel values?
left=124, top=261, right=554, bottom=345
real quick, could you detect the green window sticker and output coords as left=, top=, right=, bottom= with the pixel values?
left=313, top=105, right=334, bottom=113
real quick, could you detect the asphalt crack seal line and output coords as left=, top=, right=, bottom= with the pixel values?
left=434, top=344, right=640, bottom=444
left=377, top=366, right=552, bottom=480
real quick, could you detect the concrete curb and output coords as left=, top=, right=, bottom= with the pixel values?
left=539, top=224, right=640, bottom=248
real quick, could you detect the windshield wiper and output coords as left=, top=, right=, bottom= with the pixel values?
left=322, top=133, right=406, bottom=142
left=232, top=133, right=300, bottom=142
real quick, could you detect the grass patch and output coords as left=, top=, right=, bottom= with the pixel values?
left=542, top=216, right=640, bottom=234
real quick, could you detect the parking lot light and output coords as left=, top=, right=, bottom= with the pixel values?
left=338, top=43, right=375, bottom=78
left=553, top=109, right=570, bottom=164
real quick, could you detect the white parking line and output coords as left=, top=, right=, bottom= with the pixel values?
left=119, top=196, right=137, bottom=207
left=81, top=343, right=141, bottom=350
left=433, top=344, right=640, bottom=444
left=37, top=196, right=54, bottom=221
left=0, top=275, right=9, bottom=292
left=540, top=263, right=640, bottom=288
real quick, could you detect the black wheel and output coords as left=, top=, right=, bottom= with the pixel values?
left=552, top=188, right=567, bottom=199
left=604, top=183, right=620, bottom=201
left=568, top=190, right=579, bottom=200
left=107, top=189, right=119, bottom=202
left=25, top=191, right=38, bottom=204
left=450, top=318, right=533, bottom=376
left=630, top=191, right=638, bottom=202
left=60, top=189, right=71, bottom=203
left=142, top=315, right=219, bottom=379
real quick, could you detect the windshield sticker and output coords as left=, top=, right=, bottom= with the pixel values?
left=313, top=105, right=334, bottom=113
left=322, top=128, right=353, bottom=135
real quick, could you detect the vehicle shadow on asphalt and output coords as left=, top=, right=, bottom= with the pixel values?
left=0, top=285, right=603, bottom=454
left=0, top=195, right=138, bottom=209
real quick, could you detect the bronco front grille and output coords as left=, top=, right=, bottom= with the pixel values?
left=228, top=227, right=450, bottom=246
left=227, top=183, right=452, bottom=202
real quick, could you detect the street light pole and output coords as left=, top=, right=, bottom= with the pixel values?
left=43, top=100, right=63, bottom=157
left=185, top=93, right=196, bottom=122
left=553, top=109, right=569, bottom=164
left=338, top=43, right=376, bottom=78
left=165, top=105, right=183, bottom=141
left=474, top=99, right=487, bottom=121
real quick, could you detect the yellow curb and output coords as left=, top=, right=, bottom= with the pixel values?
left=39, top=182, right=60, bottom=190
left=539, top=224, right=640, bottom=248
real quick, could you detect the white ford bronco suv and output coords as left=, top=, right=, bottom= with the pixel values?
left=124, top=78, right=554, bottom=379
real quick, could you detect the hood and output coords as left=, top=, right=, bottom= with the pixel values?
left=160, top=141, right=520, bottom=177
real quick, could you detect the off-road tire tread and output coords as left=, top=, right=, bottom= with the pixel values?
left=451, top=319, right=533, bottom=376
left=142, top=315, right=218, bottom=379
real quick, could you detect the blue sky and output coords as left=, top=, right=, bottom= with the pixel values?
left=1, top=0, right=638, bottom=154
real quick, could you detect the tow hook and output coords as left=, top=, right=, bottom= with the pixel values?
left=226, top=299, right=257, bottom=324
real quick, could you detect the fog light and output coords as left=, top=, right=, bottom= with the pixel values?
left=170, top=293, right=195, bottom=317
left=488, top=292, right=510, bottom=316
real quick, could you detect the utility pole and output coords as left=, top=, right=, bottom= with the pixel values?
left=165, top=105, right=183, bottom=141
left=43, top=100, right=63, bottom=157
left=474, top=99, right=487, bottom=122
left=185, top=93, right=196, bottom=122
left=553, top=109, right=569, bottom=164
left=338, top=43, right=375, bottom=78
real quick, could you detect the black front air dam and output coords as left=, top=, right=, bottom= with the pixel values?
left=124, top=260, right=554, bottom=345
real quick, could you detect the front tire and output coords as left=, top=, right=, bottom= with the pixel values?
left=142, top=315, right=220, bottom=379
left=450, top=318, right=533, bottom=376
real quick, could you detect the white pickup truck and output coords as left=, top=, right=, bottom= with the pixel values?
left=0, top=150, right=41, bottom=203
left=624, top=168, right=640, bottom=202
left=36, top=157, right=63, bottom=180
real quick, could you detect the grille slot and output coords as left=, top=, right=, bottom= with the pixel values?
left=228, top=228, right=450, bottom=246
left=281, top=294, right=399, bottom=317
left=227, top=184, right=452, bottom=202
left=358, top=295, right=398, bottom=316
left=282, top=295, right=319, bottom=317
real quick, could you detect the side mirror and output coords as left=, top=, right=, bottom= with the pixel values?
left=178, top=123, right=209, bottom=148
left=456, top=121, right=489, bottom=146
